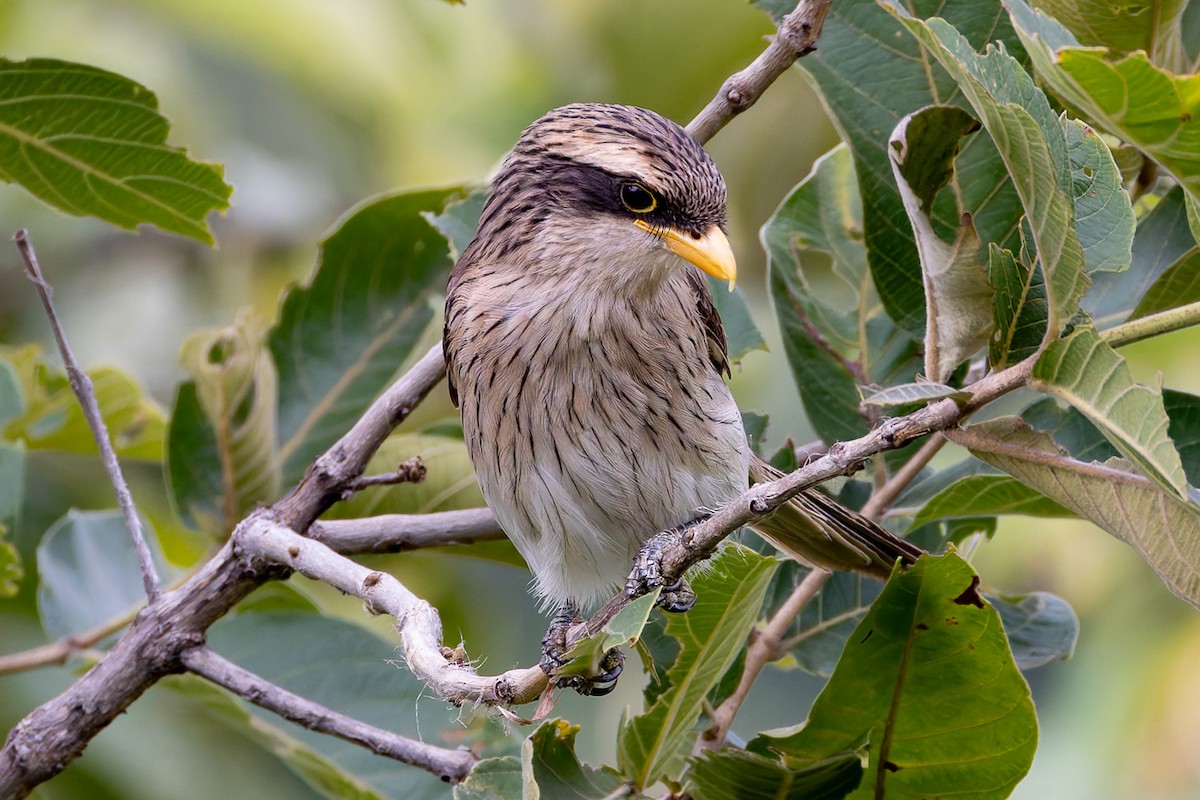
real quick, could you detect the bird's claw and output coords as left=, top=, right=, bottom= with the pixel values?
left=554, top=648, right=625, bottom=697
left=539, top=604, right=625, bottom=697
left=627, top=524, right=699, bottom=613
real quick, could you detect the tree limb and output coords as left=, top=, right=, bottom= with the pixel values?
left=311, top=508, right=503, bottom=555
left=180, top=646, right=477, bottom=783
left=687, top=0, right=834, bottom=144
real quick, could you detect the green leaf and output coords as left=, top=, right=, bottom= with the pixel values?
left=0, top=524, right=19, bottom=598
left=454, top=757, right=521, bottom=800
left=761, top=144, right=868, bottom=353
left=1021, top=396, right=1121, bottom=462
left=424, top=187, right=484, bottom=258
left=0, top=442, right=24, bottom=597
left=1086, top=187, right=1196, bottom=328
left=556, top=589, right=660, bottom=681
left=0, top=356, right=22, bottom=426
left=1164, top=389, right=1200, bottom=487
left=685, top=748, right=863, bottom=800
left=964, top=417, right=1200, bottom=608
left=861, top=381, right=968, bottom=408
left=886, top=5, right=1091, bottom=337
left=0, top=439, right=24, bottom=524
left=618, top=545, right=778, bottom=789
left=36, top=509, right=166, bottom=639
left=1030, top=0, right=1191, bottom=69
left=0, top=58, right=231, bottom=243
left=770, top=279, right=867, bottom=445
left=523, top=720, right=626, bottom=799
left=270, top=188, right=462, bottom=482
left=1129, top=249, right=1200, bottom=320
left=911, top=472, right=1073, bottom=526
left=757, top=553, right=1037, bottom=800
left=987, top=242, right=1047, bottom=369
left=168, top=318, right=280, bottom=535
left=1008, top=0, right=1200, bottom=211
left=1, top=348, right=165, bottom=461
left=1031, top=325, right=1187, bottom=497
left=888, top=105, right=993, bottom=380
left=165, top=382, right=226, bottom=534
left=764, top=0, right=1026, bottom=336
left=200, top=611, right=478, bottom=800
left=1064, top=119, right=1135, bottom=274
left=991, top=591, right=1079, bottom=669
left=762, top=145, right=877, bottom=444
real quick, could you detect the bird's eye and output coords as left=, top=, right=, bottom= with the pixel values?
left=619, top=183, right=657, bottom=214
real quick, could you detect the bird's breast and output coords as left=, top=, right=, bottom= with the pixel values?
left=446, top=270, right=749, bottom=604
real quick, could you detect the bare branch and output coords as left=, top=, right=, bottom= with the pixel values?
left=0, top=611, right=135, bottom=677
left=242, top=517, right=548, bottom=705
left=311, top=508, right=503, bottom=555
left=180, top=646, right=477, bottom=783
left=1101, top=300, right=1200, bottom=349
left=275, top=343, right=447, bottom=531
left=0, top=346, right=450, bottom=797
left=859, top=434, right=947, bottom=520
left=686, top=0, right=834, bottom=144
left=342, top=456, right=428, bottom=498
left=14, top=230, right=162, bottom=603
left=699, top=568, right=831, bottom=750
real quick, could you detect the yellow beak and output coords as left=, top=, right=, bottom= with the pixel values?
left=636, top=220, right=737, bottom=290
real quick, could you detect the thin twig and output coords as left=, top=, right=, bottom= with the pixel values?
left=699, top=568, right=831, bottom=750
left=859, top=434, right=947, bottom=520
left=687, top=0, right=835, bottom=144
left=0, top=610, right=137, bottom=677
left=1101, top=300, right=1200, bottom=349
left=342, top=457, right=428, bottom=498
left=13, top=230, right=162, bottom=604
left=180, top=646, right=477, bottom=783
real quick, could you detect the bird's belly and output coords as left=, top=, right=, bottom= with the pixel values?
left=458, top=334, right=748, bottom=606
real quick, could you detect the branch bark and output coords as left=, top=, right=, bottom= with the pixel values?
left=14, top=229, right=162, bottom=603
left=687, top=0, right=834, bottom=144
left=0, top=345, right=448, bottom=797
left=180, top=646, right=477, bottom=783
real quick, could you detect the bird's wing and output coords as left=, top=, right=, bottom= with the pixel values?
left=748, top=454, right=923, bottom=580
left=683, top=267, right=731, bottom=378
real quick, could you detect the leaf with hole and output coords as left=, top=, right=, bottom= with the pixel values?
left=754, top=552, right=1037, bottom=800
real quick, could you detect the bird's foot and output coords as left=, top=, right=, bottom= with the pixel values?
left=539, top=604, right=624, bottom=697
left=627, top=520, right=704, bottom=613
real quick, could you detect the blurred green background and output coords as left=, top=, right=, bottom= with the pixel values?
left=1, top=1, right=1198, bottom=798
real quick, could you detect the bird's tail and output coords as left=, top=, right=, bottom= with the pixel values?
left=748, top=455, right=922, bottom=580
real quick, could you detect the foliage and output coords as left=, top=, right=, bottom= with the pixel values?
left=2, top=1, right=1200, bottom=799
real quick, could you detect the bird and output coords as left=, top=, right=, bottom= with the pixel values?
left=443, top=103, right=921, bottom=692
